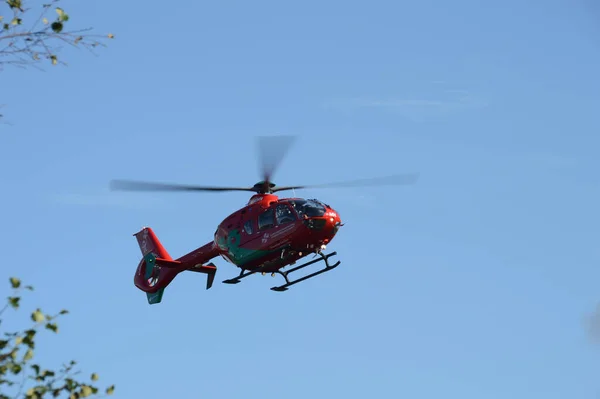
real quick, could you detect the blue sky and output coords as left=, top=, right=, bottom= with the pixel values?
left=2, top=0, right=600, bottom=398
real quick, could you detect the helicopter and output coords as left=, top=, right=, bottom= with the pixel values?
left=110, top=136, right=419, bottom=304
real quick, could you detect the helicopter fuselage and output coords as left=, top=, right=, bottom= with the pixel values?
left=213, top=194, right=342, bottom=272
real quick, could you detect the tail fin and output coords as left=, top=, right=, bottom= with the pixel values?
left=133, top=227, right=180, bottom=304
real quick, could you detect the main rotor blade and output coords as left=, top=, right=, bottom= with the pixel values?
left=272, top=173, right=420, bottom=192
left=110, top=180, right=256, bottom=192
left=257, top=135, right=296, bottom=183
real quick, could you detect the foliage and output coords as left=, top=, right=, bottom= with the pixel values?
left=0, top=277, right=115, bottom=398
left=0, top=0, right=114, bottom=70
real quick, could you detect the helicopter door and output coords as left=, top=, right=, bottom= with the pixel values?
left=239, top=206, right=275, bottom=247
left=271, top=203, right=297, bottom=247
left=248, top=204, right=297, bottom=249
left=255, top=207, right=278, bottom=248
left=239, top=217, right=257, bottom=246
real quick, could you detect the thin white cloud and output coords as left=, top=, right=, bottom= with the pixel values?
left=323, top=90, right=488, bottom=120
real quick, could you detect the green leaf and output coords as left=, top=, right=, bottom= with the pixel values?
left=7, top=0, right=22, bottom=10
left=65, top=377, right=76, bottom=390
left=10, top=363, right=22, bottom=374
left=51, top=21, right=63, bottom=33
left=50, top=55, right=58, bottom=65
left=55, top=7, right=69, bottom=21
left=22, top=329, right=36, bottom=349
left=31, top=364, right=40, bottom=375
left=91, top=373, right=99, bottom=381
left=8, top=296, right=20, bottom=309
left=106, top=385, right=115, bottom=395
left=23, top=348, right=33, bottom=361
left=9, top=277, right=21, bottom=288
left=31, top=309, right=44, bottom=323
left=59, top=309, right=69, bottom=315
left=41, top=369, right=55, bottom=377
left=3, top=24, right=9, bottom=31
left=45, top=323, right=58, bottom=333
left=24, top=285, right=34, bottom=291
left=10, top=17, right=21, bottom=25
left=0, top=339, right=8, bottom=349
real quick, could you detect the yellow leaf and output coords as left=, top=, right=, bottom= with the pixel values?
left=23, top=348, right=33, bottom=361
left=91, top=373, right=99, bottom=381
left=31, top=309, right=44, bottom=322
left=42, top=17, right=48, bottom=24
left=107, top=33, right=114, bottom=39
left=10, top=277, right=21, bottom=288
left=50, top=55, right=57, bottom=65
left=81, top=385, right=92, bottom=397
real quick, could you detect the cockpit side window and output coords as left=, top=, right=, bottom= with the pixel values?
left=258, top=208, right=275, bottom=231
left=275, top=204, right=297, bottom=225
left=243, top=220, right=254, bottom=235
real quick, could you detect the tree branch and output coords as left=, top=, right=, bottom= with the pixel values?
left=0, top=0, right=114, bottom=71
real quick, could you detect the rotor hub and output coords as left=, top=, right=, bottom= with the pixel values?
left=253, top=181, right=276, bottom=194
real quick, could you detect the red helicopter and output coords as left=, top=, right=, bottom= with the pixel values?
left=110, top=136, right=418, bottom=304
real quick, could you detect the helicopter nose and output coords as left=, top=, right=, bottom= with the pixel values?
left=304, top=206, right=342, bottom=237
left=325, top=208, right=342, bottom=233
left=327, top=209, right=341, bottom=224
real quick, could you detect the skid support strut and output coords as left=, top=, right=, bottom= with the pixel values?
left=222, top=268, right=257, bottom=285
left=270, top=251, right=340, bottom=291
left=222, top=251, right=341, bottom=292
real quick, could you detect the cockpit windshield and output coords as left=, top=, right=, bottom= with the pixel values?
left=289, top=199, right=326, bottom=218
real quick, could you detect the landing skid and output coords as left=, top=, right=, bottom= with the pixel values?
left=222, top=251, right=341, bottom=292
